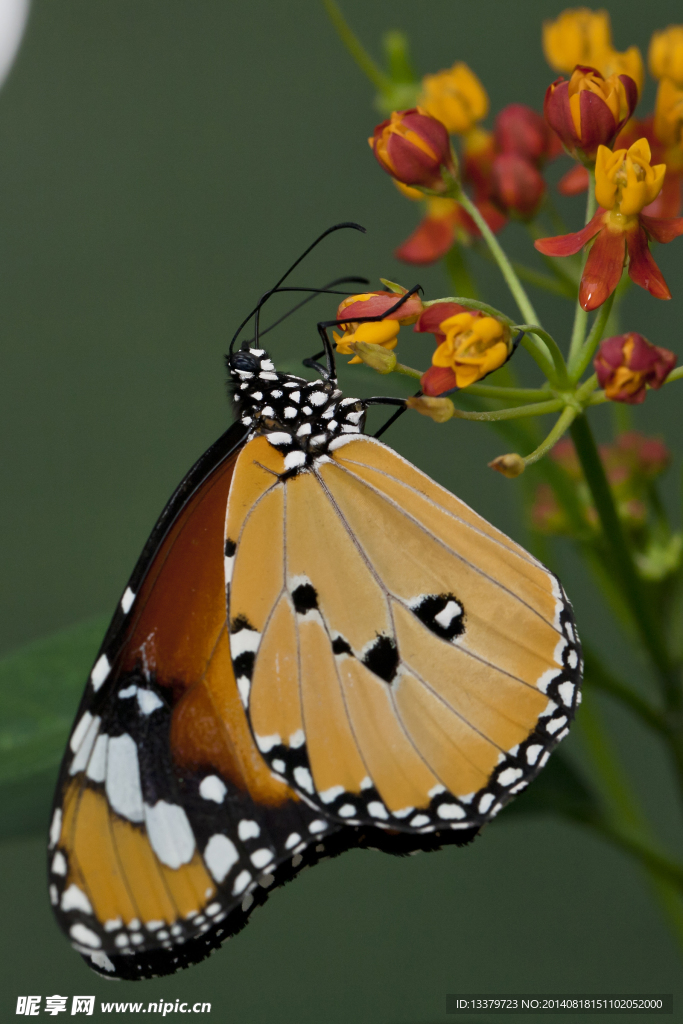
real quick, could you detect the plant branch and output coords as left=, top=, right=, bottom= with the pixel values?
left=569, top=291, right=616, bottom=382
left=450, top=398, right=563, bottom=422
left=567, top=169, right=597, bottom=367
left=522, top=405, right=577, bottom=466
left=570, top=414, right=680, bottom=708
left=323, top=0, right=389, bottom=92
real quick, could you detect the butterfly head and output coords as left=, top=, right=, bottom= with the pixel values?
left=227, top=345, right=367, bottom=472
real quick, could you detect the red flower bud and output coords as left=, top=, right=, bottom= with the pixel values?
left=336, top=290, right=423, bottom=326
left=594, top=332, right=677, bottom=403
left=494, top=103, right=559, bottom=165
left=489, top=153, right=546, bottom=218
left=557, top=163, right=590, bottom=196
left=369, top=108, right=456, bottom=191
left=544, top=66, right=638, bottom=162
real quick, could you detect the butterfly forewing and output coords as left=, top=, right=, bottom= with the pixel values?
left=227, top=434, right=581, bottom=834
left=49, top=424, right=343, bottom=980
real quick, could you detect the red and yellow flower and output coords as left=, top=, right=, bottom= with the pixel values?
left=544, top=65, right=638, bottom=162
left=535, top=138, right=683, bottom=310
left=594, top=332, right=677, bottom=403
left=333, top=289, right=423, bottom=365
left=415, top=303, right=511, bottom=395
left=369, top=108, right=456, bottom=191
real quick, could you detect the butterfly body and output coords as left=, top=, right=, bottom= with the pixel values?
left=49, top=337, right=581, bottom=980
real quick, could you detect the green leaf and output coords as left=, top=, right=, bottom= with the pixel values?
left=0, top=616, right=107, bottom=839
left=0, top=616, right=108, bottom=784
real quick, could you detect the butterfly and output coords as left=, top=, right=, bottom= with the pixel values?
left=48, top=224, right=582, bottom=980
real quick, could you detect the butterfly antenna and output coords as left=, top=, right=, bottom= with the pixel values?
left=246, top=277, right=369, bottom=343
left=230, top=222, right=366, bottom=354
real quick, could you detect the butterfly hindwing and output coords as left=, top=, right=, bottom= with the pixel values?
left=227, top=434, right=581, bottom=834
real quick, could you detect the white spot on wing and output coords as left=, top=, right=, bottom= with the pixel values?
left=90, top=951, right=116, bottom=973
left=309, top=391, right=327, bottom=406
left=320, top=785, right=344, bottom=805
left=256, top=733, right=281, bottom=753
left=289, top=729, right=305, bottom=748
left=91, top=654, right=110, bottom=691
left=70, top=715, right=101, bottom=775
left=238, top=819, right=260, bottom=841
left=293, top=766, right=314, bottom=794
left=70, top=712, right=94, bottom=753
left=137, top=689, right=164, bottom=715
left=237, top=676, right=251, bottom=706
left=232, top=869, right=252, bottom=895
left=51, top=851, right=67, bottom=876
left=284, top=451, right=307, bottom=471
left=436, top=803, right=466, bottom=820
left=121, top=587, right=135, bottom=614
left=230, top=630, right=261, bottom=658
left=87, top=734, right=108, bottom=783
left=144, top=801, right=196, bottom=869
left=285, top=832, right=301, bottom=849
left=367, top=801, right=389, bottom=820
left=61, top=884, right=93, bottom=914
left=204, top=834, right=239, bottom=883
left=105, top=734, right=144, bottom=823
left=49, top=809, right=62, bottom=848
left=70, top=923, right=101, bottom=949
left=478, top=793, right=495, bottom=814
left=498, top=767, right=523, bottom=787
left=434, top=600, right=462, bottom=629
left=250, top=848, right=274, bottom=869
left=199, top=775, right=227, bottom=803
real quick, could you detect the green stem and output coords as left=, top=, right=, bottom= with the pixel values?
left=453, top=189, right=539, bottom=326
left=460, top=384, right=552, bottom=402
left=569, top=291, right=616, bottom=382
left=567, top=169, right=597, bottom=367
left=515, top=325, right=569, bottom=386
left=583, top=645, right=667, bottom=736
left=522, top=405, right=577, bottom=466
left=570, top=414, right=680, bottom=708
left=510, top=261, right=576, bottom=299
left=450, top=398, right=563, bottom=422
left=322, top=0, right=389, bottom=92
left=577, top=696, right=683, bottom=950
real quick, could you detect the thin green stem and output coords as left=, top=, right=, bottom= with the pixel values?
left=569, top=291, right=616, bottom=382
left=427, top=296, right=514, bottom=325
left=509, top=262, right=576, bottom=299
left=322, top=0, right=389, bottom=92
left=522, top=405, right=577, bottom=466
left=461, top=384, right=552, bottom=402
left=583, top=645, right=668, bottom=736
left=568, top=169, right=597, bottom=367
left=570, top=414, right=680, bottom=708
left=514, top=325, right=569, bottom=386
left=577, top=696, right=683, bottom=950
left=394, top=362, right=422, bottom=381
left=449, top=398, right=563, bottom=422
left=453, top=189, right=539, bottom=326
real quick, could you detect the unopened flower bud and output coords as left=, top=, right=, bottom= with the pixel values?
left=369, top=108, right=456, bottom=191
left=489, top=453, right=526, bottom=478
left=333, top=320, right=400, bottom=365
left=406, top=395, right=455, bottom=423
left=544, top=65, right=637, bottom=162
left=594, top=332, right=677, bottom=404
left=350, top=341, right=398, bottom=374
left=495, top=103, right=560, bottom=165
left=490, top=153, right=546, bottom=218
left=336, top=289, right=423, bottom=326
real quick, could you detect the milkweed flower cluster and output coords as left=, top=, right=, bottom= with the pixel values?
left=328, top=0, right=683, bottom=957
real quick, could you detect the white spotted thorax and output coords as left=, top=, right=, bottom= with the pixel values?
left=229, top=346, right=366, bottom=472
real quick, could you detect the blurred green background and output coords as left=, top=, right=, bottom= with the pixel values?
left=1, top=0, right=683, bottom=1020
